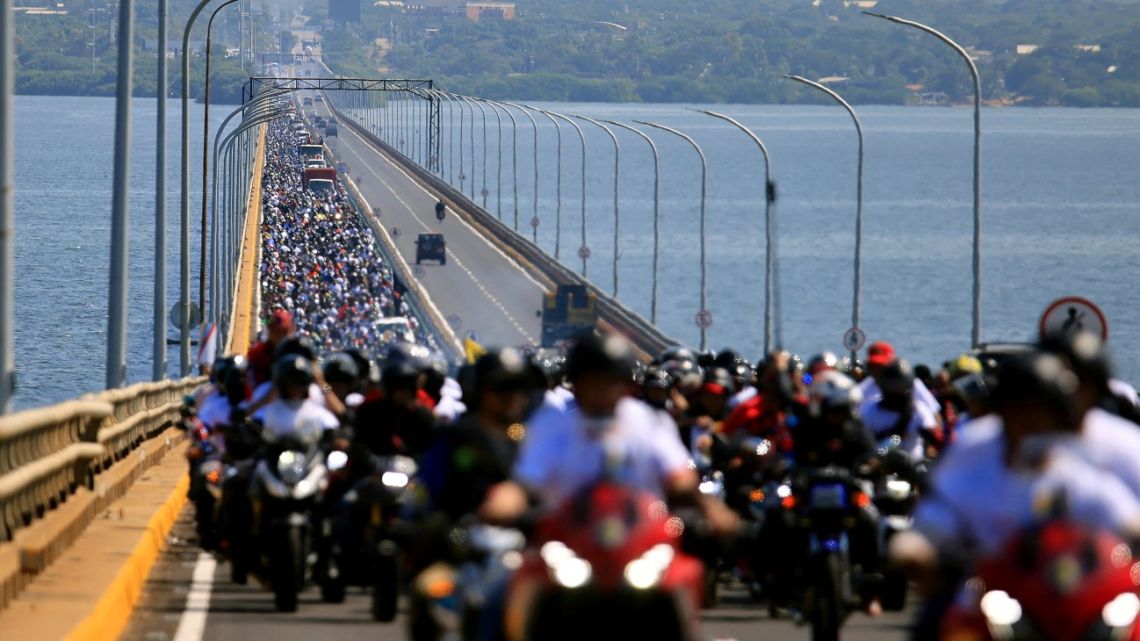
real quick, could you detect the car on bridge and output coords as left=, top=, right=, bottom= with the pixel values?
left=303, top=96, right=313, bottom=106
left=541, top=284, right=597, bottom=347
left=314, top=94, right=324, bottom=102
left=415, top=233, right=446, bottom=265
left=324, top=125, right=338, bottom=137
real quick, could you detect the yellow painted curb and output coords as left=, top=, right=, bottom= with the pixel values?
left=63, top=474, right=189, bottom=641
left=227, top=123, right=267, bottom=357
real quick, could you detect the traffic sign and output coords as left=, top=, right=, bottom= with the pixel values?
left=169, top=302, right=201, bottom=330
left=843, top=327, right=866, bottom=352
left=530, top=217, right=541, bottom=229
left=372, top=206, right=382, bottom=217
left=578, top=246, right=591, bottom=260
left=1040, top=296, right=1108, bottom=342
left=446, top=314, right=463, bottom=331
left=694, top=310, right=714, bottom=329
left=465, top=330, right=480, bottom=343
left=390, top=227, right=401, bottom=239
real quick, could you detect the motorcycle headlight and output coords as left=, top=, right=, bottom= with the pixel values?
left=980, top=590, right=1023, bottom=626
left=541, top=541, right=592, bottom=589
left=381, top=471, right=409, bottom=488
left=1103, top=593, right=1140, bottom=629
left=277, top=451, right=306, bottom=485
left=326, top=450, right=348, bottom=472
left=623, top=543, right=675, bottom=590
left=884, top=479, right=912, bottom=501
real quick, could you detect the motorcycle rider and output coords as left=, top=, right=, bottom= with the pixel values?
left=435, top=199, right=446, bottom=221
left=260, top=354, right=341, bottom=444
left=247, top=309, right=295, bottom=387
left=353, top=344, right=437, bottom=457
left=859, top=359, right=942, bottom=461
left=859, top=341, right=941, bottom=417
left=890, top=349, right=1140, bottom=639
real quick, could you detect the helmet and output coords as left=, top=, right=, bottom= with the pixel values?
left=809, top=370, right=863, bottom=418
left=532, top=352, right=565, bottom=384
left=343, top=348, right=379, bottom=386
left=641, top=366, right=672, bottom=391
left=473, top=348, right=532, bottom=392
left=947, top=353, right=983, bottom=380
left=1039, top=330, right=1112, bottom=389
left=992, top=351, right=1078, bottom=417
left=216, top=355, right=248, bottom=405
left=322, top=352, right=360, bottom=386
left=385, top=341, right=432, bottom=370
left=701, top=367, right=737, bottom=396
left=565, top=332, right=636, bottom=382
left=273, top=354, right=314, bottom=396
left=713, top=349, right=745, bottom=370
left=274, top=335, right=317, bottom=362
left=655, top=345, right=697, bottom=369
left=878, top=359, right=915, bottom=397
left=808, top=351, right=839, bottom=376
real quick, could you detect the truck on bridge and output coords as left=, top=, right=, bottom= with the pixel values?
left=541, top=284, right=597, bottom=347
left=302, top=167, right=337, bottom=195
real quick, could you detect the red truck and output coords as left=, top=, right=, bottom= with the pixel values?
left=302, top=167, right=337, bottom=195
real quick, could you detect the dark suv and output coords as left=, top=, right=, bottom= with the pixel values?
left=415, top=233, right=446, bottom=265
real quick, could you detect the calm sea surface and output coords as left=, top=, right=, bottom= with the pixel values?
left=11, top=97, right=1140, bottom=409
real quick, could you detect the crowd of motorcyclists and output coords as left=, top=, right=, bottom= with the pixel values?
left=179, top=97, right=1140, bottom=641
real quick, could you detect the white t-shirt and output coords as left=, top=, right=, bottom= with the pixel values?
left=197, top=392, right=235, bottom=429
left=260, top=398, right=340, bottom=444
left=250, top=381, right=327, bottom=421
left=914, top=418, right=1140, bottom=556
left=514, top=396, right=692, bottom=507
left=859, top=377, right=941, bottom=417
left=728, top=386, right=758, bottom=410
left=433, top=378, right=467, bottom=423
left=860, top=399, right=939, bottom=460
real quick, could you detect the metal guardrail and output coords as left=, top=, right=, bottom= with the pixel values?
left=325, top=98, right=678, bottom=359
left=0, top=377, right=204, bottom=543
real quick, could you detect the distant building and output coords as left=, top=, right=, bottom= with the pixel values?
left=919, top=92, right=949, bottom=106
left=1074, top=44, right=1101, bottom=53
left=406, top=0, right=464, bottom=16
left=466, top=1, right=514, bottom=21
left=965, top=47, right=993, bottom=64
left=1016, top=44, right=1040, bottom=55
left=329, top=0, right=360, bottom=22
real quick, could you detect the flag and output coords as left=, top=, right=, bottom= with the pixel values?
left=464, top=336, right=486, bottom=365
left=197, top=323, right=218, bottom=368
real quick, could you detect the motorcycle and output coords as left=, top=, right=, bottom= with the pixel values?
left=408, top=522, right=527, bottom=641
left=941, top=519, right=1140, bottom=640
left=873, top=435, right=923, bottom=612
left=795, top=466, right=878, bottom=641
left=506, top=481, right=705, bottom=641
left=316, top=451, right=418, bottom=621
left=249, top=435, right=329, bottom=612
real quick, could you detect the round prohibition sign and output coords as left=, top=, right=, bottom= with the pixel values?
left=578, top=246, right=591, bottom=260
left=694, top=309, right=714, bottom=329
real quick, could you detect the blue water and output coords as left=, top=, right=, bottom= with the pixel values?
left=352, top=99, right=1140, bottom=382
left=10, top=96, right=1140, bottom=409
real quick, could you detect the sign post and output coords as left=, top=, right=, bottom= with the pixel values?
left=1039, top=296, right=1107, bottom=342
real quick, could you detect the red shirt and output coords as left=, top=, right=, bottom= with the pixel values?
left=247, top=340, right=276, bottom=386
left=721, top=394, right=794, bottom=453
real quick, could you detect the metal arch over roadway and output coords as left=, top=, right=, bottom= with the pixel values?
left=242, top=77, right=434, bottom=102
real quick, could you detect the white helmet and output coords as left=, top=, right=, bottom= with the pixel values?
left=809, top=370, right=862, bottom=418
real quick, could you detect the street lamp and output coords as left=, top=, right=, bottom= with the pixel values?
left=484, top=99, right=520, bottom=231
left=525, top=105, right=562, bottom=260
left=181, top=0, right=223, bottom=376
left=460, top=95, right=490, bottom=209
left=106, top=0, right=135, bottom=388
left=695, top=109, right=778, bottom=354
left=153, top=0, right=169, bottom=381
left=1, top=0, right=15, bottom=409
left=573, top=115, right=621, bottom=297
left=865, top=11, right=983, bottom=348
left=602, top=119, right=659, bottom=324
left=636, top=120, right=709, bottom=351
left=786, top=74, right=864, bottom=360
left=546, top=111, right=587, bottom=275
left=503, top=102, right=540, bottom=244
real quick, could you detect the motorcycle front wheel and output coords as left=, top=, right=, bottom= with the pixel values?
left=272, top=524, right=307, bottom=612
left=808, top=552, right=844, bottom=641
left=372, top=544, right=399, bottom=621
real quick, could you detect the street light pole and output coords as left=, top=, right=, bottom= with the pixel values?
left=200, top=0, right=240, bottom=335
left=865, top=11, right=983, bottom=348
left=547, top=111, right=587, bottom=275
left=574, top=115, right=621, bottom=297
left=637, top=121, right=708, bottom=351
left=478, top=98, right=505, bottom=220
left=503, top=102, right=539, bottom=244
left=462, top=95, right=490, bottom=208
left=786, top=75, right=864, bottom=361
left=181, top=0, right=218, bottom=376
left=106, top=0, right=136, bottom=388
left=527, top=105, right=562, bottom=260
left=0, top=0, right=15, bottom=410
left=153, top=0, right=168, bottom=381
left=696, top=109, right=777, bottom=354
left=603, top=120, right=659, bottom=324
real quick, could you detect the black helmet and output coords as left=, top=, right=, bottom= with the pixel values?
left=343, top=348, right=379, bottom=387
left=878, top=359, right=915, bottom=397
left=566, top=332, right=636, bottom=382
left=713, top=349, right=744, bottom=370
left=808, top=351, right=839, bottom=375
left=322, top=352, right=360, bottom=386
left=702, top=367, right=737, bottom=396
left=1039, top=330, right=1112, bottom=390
left=992, top=351, right=1078, bottom=418
left=641, top=366, right=672, bottom=391
left=273, top=354, right=314, bottom=396
left=217, top=355, right=248, bottom=405
left=385, top=341, right=432, bottom=371
left=274, top=335, right=317, bottom=362
left=474, top=348, right=532, bottom=392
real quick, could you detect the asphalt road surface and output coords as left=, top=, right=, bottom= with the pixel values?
left=121, top=509, right=914, bottom=641
left=303, top=91, right=547, bottom=350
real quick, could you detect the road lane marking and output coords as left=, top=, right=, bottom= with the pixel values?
left=333, top=139, right=538, bottom=345
left=170, top=552, right=217, bottom=641
left=340, top=121, right=547, bottom=292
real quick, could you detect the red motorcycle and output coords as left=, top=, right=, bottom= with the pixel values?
left=505, top=482, right=705, bottom=641
left=941, top=520, right=1140, bottom=641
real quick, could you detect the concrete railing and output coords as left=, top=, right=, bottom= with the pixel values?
left=325, top=98, right=678, bottom=359
left=0, top=378, right=203, bottom=543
